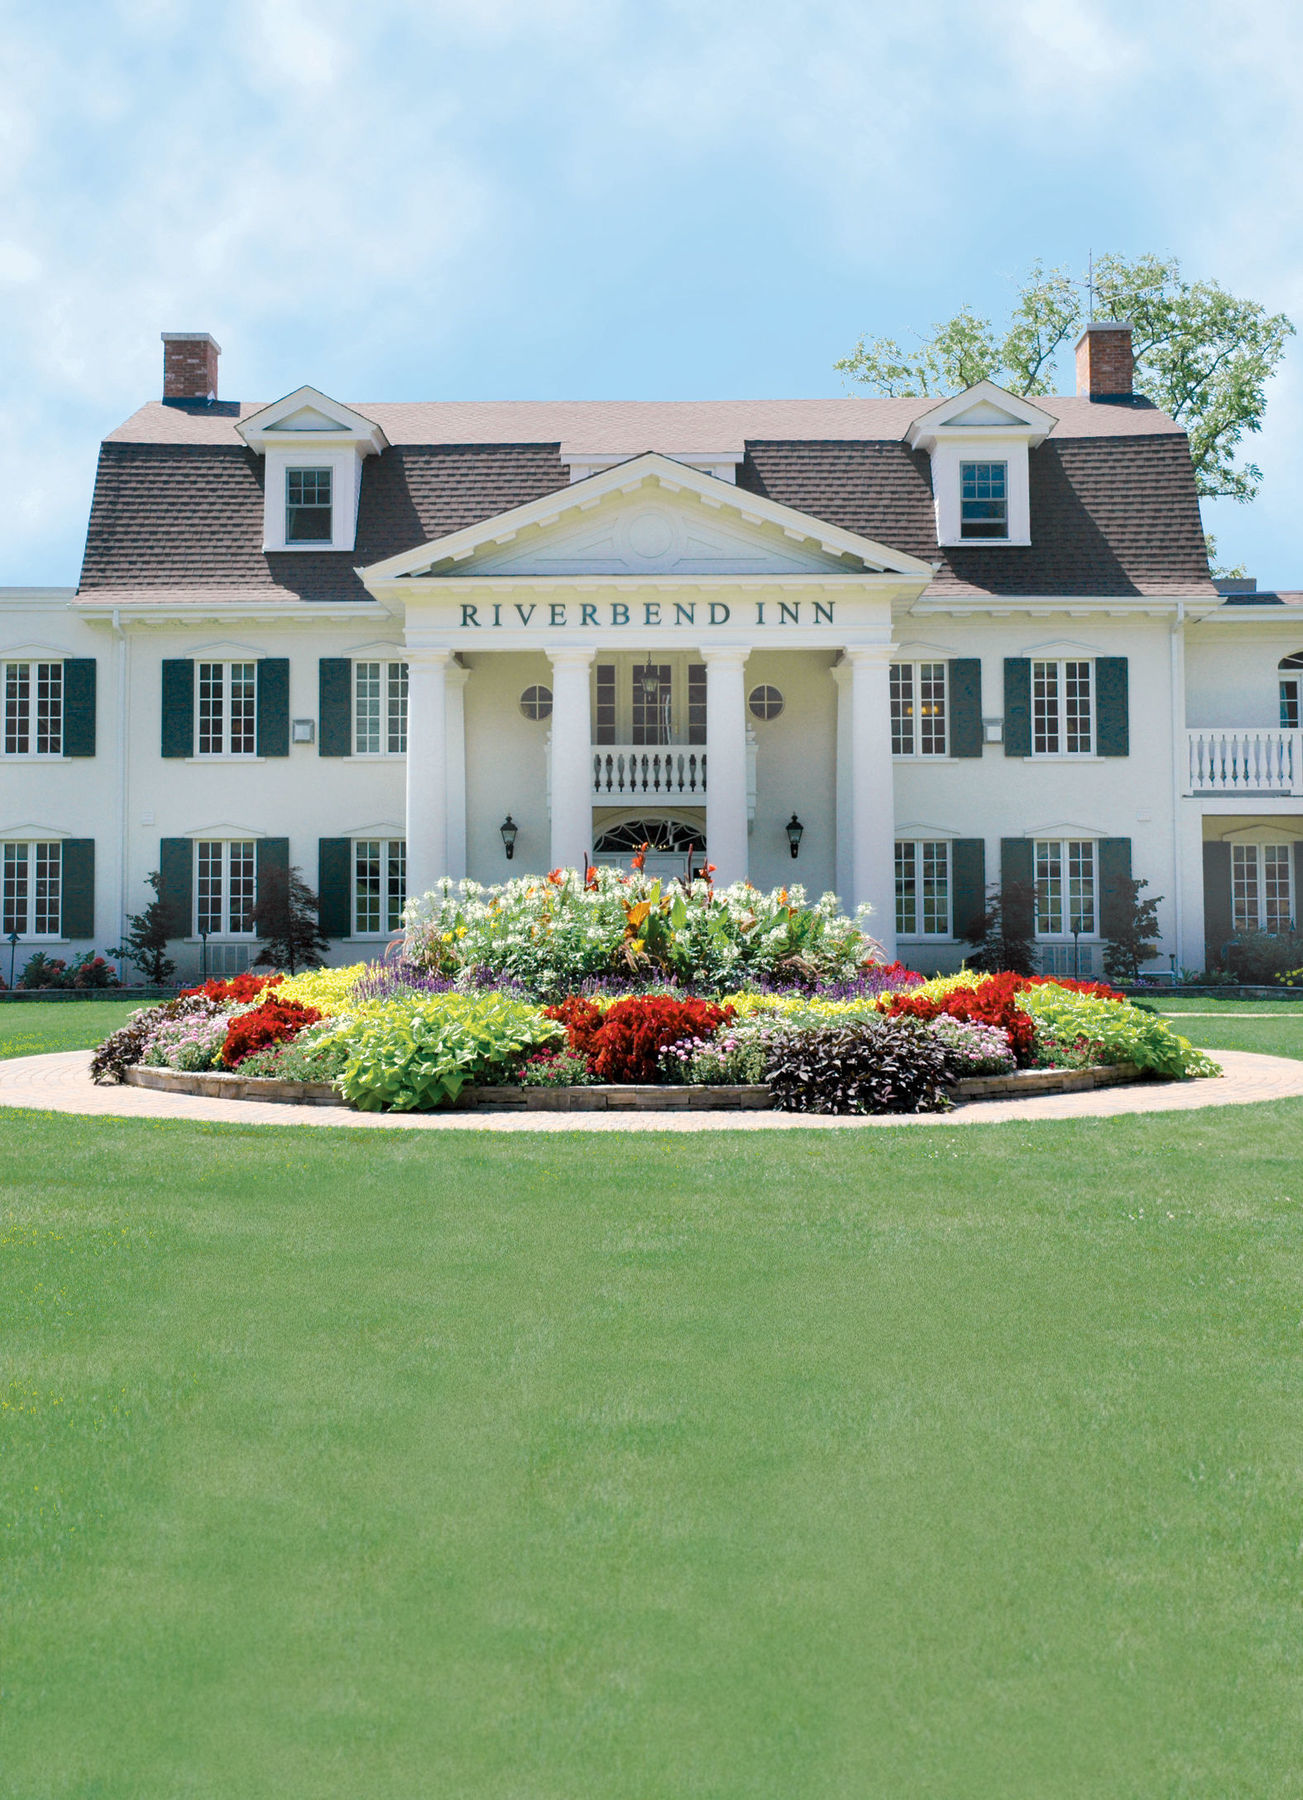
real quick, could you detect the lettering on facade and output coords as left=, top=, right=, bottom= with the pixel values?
left=455, top=600, right=836, bottom=629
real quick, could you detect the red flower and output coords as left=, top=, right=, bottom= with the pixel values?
left=630, top=842, right=649, bottom=874
left=183, top=971, right=283, bottom=1004
left=221, top=997, right=321, bottom=1069
left=543, top=996, right=605, bottom=1060
left=886, top=972, right=1035, bottom=1062
left=547, top=868, right=565, bottom=885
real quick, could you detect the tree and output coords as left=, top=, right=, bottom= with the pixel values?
left=1102, top=876, right=1163, bottom=985
left=958, top=881, right=1038, bottom=977
left=836, top=254, right=1294, bottom=502
left=108, top=870, right=177, bottom=986
left=250, top=864, right=330, bottom=974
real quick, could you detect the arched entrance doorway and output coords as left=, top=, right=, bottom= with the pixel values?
left=592, top=815, right=706, bottom=881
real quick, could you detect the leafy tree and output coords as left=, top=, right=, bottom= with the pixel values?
left=250, top=864, right=330, bottom=975
left=959, top=881, right=1037, bottom=977
left=1102, top=876, right=1163, bottom=985
left=836, top=254, right=1294, bottom=502
left=108, top=869, right=177, bottom=986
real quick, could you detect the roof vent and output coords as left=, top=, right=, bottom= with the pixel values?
left=162, top=331, right=220, bottom=403
left=1074, top=321, right=1133, bottom=399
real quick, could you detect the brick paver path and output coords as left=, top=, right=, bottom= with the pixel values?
left=1, top=1049, right=1302, bottom=1131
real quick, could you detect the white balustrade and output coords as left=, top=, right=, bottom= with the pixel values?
left=1186, top=729, right=1302, bottom=795
left=591, top=745, right=708, bottom=799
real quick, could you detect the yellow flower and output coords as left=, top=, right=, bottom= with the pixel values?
left=456, top=926, right=467, bottom=937
left=441, top=931, right=454, bottom=943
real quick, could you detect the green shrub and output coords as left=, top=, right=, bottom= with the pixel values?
left=332, top=993, right=563, bottom=1111
left=1225, top=930, right=1303, bottom=983
left=1020, top=985, right=1219, bottom=1078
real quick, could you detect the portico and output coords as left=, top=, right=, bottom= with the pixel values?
left=363, top=453, right=934, bottom=953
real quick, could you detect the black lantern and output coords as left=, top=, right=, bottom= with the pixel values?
left=785, top=813, right=804, bottom=859
left=499, top=815, right=519, bottom=860
left=638, top=654, right=660, bottom=701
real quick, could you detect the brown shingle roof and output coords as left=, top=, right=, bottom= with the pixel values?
left=78, top=399, right=1215, bottom=602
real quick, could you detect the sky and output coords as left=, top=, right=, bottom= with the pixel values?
left=2, top=0, right=1301, bottom=588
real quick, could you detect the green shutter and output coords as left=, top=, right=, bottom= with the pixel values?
left=161, top=660, right=194, bottom=758
left=950, top=839, right=986, bottom=940
left=158, top=838, right=193, bottom=937
left=256, top=838, right=290, bottom=939
left=1003, top=658, right=1031, bottom=756
left=1095, top=657, right=1130, bottom=756
left=1000, top=838, right=1035, bottom=938
left=1098, top=837, right=1132, bottom=940
left=948, top=660, right=983, bottom=758
left=318, top=838, right=352, bottom=938
left=257, top=658, right=290, bottom=757
left=319, top=659, right=351, bottom=756
left=62, top=660, right=97, bottom=757
left=1202, top=841, right=1232, bottom=968
left=61, top=840, right=94, bottom=938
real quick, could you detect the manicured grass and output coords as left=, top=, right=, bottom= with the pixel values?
left=0, top=999, right=138, bottom=1061
left=5, top=1101, right=1303, bottom=1796
left=1155, top=999, right=1303, bottom=1061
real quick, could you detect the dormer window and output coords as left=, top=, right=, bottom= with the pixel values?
left=960, top=462, right=1007, bottom=539
left=286, top=468, right=333, bottom=543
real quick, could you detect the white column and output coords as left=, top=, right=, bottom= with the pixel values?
left=831, top=661, right=852, bottom=908
left=445, top=660, right=469, bottom=882
left=844, top=646, right=896, bottom=959
left=548, top=649, right=595, bottom=873
left=404, top=648, right=450, bottom=902
left=703, top=647, right=749, bottom=886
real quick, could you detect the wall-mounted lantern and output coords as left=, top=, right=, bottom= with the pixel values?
left=785, top=813, right=804, bottom=859
left=499, top=815, right=519, bottom=861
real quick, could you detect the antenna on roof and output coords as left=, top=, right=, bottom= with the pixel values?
left=1087, top=250, right=1096, bottom=322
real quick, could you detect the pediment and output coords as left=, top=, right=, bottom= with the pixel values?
left=906, top=381, right=1053, bottom=451
left=237, top=386, right=388, bottom=453
left=363, top=453, right=932, bottom=584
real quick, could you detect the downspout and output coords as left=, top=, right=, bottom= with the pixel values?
left=1169, top=601, right=1185, bottom=970
left=111, top=609, right=129, bottom=982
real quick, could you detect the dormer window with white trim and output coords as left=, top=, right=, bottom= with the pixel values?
left=905, top=381, right=1052, bottom=549
left=960, top=462, right=1007, bottom=539
left=286, top=468, right=332, bottom=543
left=237, top=387, right=387, bottom=554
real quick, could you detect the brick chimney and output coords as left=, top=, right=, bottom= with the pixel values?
left=1075, top=321, right=1133, bottom=399
left=161, top=331, right=221, bottom=402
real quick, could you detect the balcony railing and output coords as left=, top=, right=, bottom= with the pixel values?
left=1187, top=729, right=1303, bottom=795
left=546, top=736, right=757, bottom=819
left=592, top=746, right=707, bottom=799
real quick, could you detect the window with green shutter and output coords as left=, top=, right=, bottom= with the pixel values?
left=63, top=660, right=97, bottom=757
left=1003, top=659, right=1031, bottom=757
left=319, top=659, right=352, bottom=756
left=161, top=660, right=194, bottom=758
left=257, top=658, right=290, bottom=757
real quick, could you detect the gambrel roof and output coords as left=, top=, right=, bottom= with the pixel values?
left=77, top=393, right=1216, bottom=604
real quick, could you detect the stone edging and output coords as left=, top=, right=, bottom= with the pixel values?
left=123, top=1061, right=1145, bottom=1111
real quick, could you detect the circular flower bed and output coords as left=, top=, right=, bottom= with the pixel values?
left=90, top=871, right=1220, bottom=1115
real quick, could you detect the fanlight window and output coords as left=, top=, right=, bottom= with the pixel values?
left=592, top=818, right=705, bottom=854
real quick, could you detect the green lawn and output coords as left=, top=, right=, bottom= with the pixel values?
left=4, top=1004, right=1303, bottom=1795
left=0, top=998, right=138, bottom=1062
left=1156, top=997, right=1303, bottom=1061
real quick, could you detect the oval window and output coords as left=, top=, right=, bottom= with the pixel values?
left=748, top=684, right=784, bottom=721
left=519, top=685, right=553, bottom=721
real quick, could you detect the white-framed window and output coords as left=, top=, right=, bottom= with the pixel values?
left=895, top=840, right=950, bottom=937
left=960, top=461, right=1008, bottom=539
left=1279, top=654, right=1303, bottom=729
left=748, top=684, right=784, bottom=721
left=197, top=662, right=257, bottom=757
left=354, top=839, right=406, bottom=936
left=286, top=467, right=333, bottom=543
left=520, top=685, right=553, bottom=721
left=891, top=662, right=948, bottom=756
left=354, top=661, right=408, bottom=755
left=1032, top=660, right=1093, bottom=756
left=196, top=840, right=256, bottom=937
left=1035, top=839, right=1097, bottom=938
left=3, top=660, right=62, bottom=757
left=1232, top=843, right=1294, bottom=934
left=2, top=840, right=62, bottom=938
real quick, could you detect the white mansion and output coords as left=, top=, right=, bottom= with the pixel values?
left=3, top=327, right=1300, bottom=979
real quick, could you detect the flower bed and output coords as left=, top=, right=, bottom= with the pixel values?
left=89, top=870, right=1220, bottom=1114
